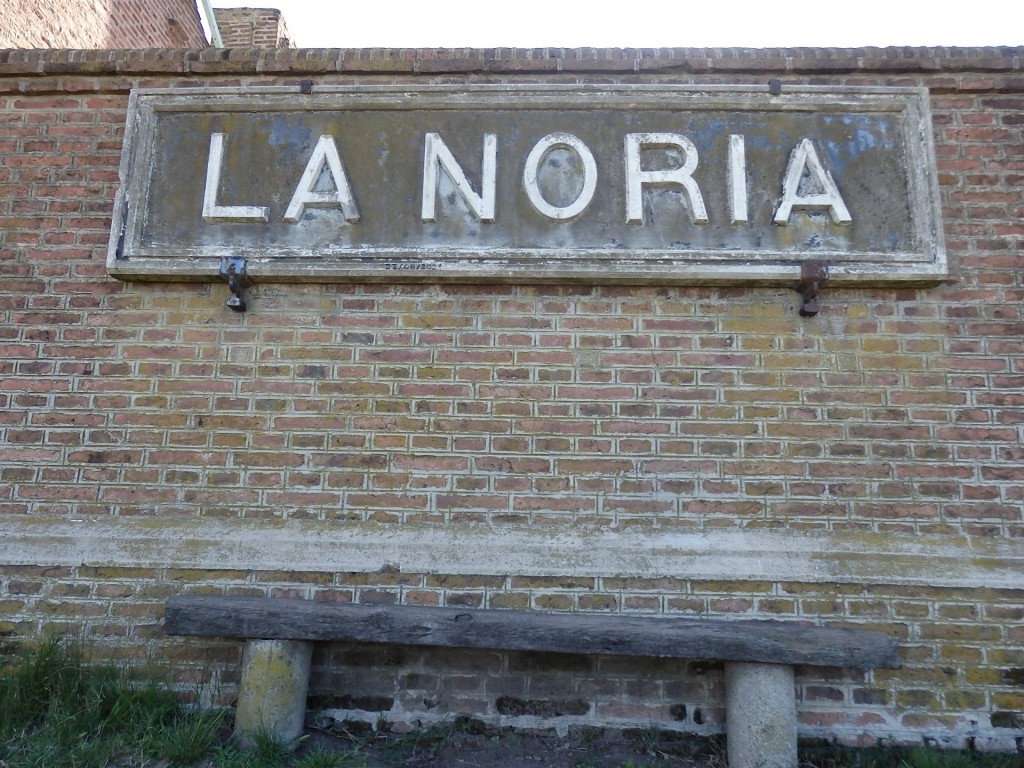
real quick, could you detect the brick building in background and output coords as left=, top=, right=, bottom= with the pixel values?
left=0, top=1, right=295, bottom=49
left=0, top=0, right=208, bottom=48
left=214, top=7, right=294, bottom=48
left=0, top=43, right=1022, bottom=754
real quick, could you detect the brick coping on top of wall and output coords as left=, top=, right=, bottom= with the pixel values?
left=0, top=46, right=1021, bottom=80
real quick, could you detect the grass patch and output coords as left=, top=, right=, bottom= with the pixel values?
left=0, top=636, right=222, bottom=768
left=2, top=639, right=1022, bottom=768
left=210, top=734, right=365, bottom=768
left=293, top=744, right=367, bottom=768
left=798, top=743, right=1023, bottom=768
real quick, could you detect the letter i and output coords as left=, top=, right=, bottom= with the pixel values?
left=728, top=134, right=748, bottom=225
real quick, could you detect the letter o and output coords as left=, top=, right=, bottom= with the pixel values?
left=522, top=133, right=597, bottom=220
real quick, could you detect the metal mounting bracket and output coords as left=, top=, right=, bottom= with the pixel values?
left=795, top=260, right=827, bottom=317
left=219, top=256, right=250, bottom=312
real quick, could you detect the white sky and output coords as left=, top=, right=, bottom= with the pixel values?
left=209, top=0, right=1024, bottom=48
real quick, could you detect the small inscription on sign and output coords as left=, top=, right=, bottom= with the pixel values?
left=108, top=85, right=945, bottom=284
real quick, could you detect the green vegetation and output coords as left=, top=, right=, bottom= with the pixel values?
left=0, top=636, right=220, bottom=768
left=0, top=637, right=368, bottom=768
left=1, top=639, right=1020, bottom=768
left=798, top=744, right=1022, bottom=768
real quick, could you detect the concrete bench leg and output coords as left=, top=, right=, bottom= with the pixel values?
left=235, top=639, right=313, bottom=750
left=724, top=662, right=797, bottom=768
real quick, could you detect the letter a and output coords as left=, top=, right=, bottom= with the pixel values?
left=774, top=138, right=852, bottom=225
left=284, top=135, right=360, bottom=223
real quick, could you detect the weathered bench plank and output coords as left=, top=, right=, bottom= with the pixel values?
left=165, top=594, right=900, bottom=669
left=166, top=594, right=902, bottom=768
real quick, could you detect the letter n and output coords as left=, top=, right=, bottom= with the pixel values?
left=421, top=133, right=497, bottom=222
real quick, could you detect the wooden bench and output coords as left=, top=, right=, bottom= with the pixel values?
left=165, top=595, right=900, bottom=768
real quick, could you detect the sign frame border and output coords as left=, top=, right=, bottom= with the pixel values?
left=107, top=83, right=947, bottom=286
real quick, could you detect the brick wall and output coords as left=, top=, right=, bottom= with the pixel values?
left=0, top=0, right=206, bottom=48
left=213, top=7, right=295, bottom=48
left=0, top=47, right=1022, bottom=752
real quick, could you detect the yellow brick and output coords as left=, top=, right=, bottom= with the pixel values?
left=937, top=604, right=979, bottom=620
left=167, top=569, right=250, bottom=582
left=993, top=692, right=1024, bottom=709
left=861, top=338, right=900, bottom=353
left=940, top=645, right=984, bottom=663
left=892, top=602, right=931, bottom=619
left=944, top=690, right=986, bottom=710
left=877, top=667, right=955, bottom=684
left=859, top=355, right=925, bottom=371
left=964, top=668, right=1001, bottom=686
left=488, top=593, right=529, bottom=610
left=426, top=575, right=506, bottom=589
left=691, top=580, right=772, bottom=593
left=918, top=624, right=1001, bottom=642
left=844, top=305, right=872, bottom=319
left=848, top=601, right=890, bottom=617
left=783, top=582, right=864, bottom=595
left=897, top=690, right=938, bottom=708
left=255, top=570, right=332, bottom=584
left=513, top=576, right=596, bottom=590
left=757, top=599, right=797, bottom=614
left=78, top=566, right=159, bottom=579
left=721, top=319, right=796, bottom=334
left=725, top=303, right=787, bottom=318
left=534, top=594, right=573, bottom=610
left=601, top=577, right=687, bottom=591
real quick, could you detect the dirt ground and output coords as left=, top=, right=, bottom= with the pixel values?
left=301, top=717, right=727, bottom=768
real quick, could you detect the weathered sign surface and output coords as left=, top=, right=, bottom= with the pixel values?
left=107, top=84, right=945, bottom=284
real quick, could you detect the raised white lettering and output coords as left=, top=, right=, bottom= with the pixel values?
left=774, top=138, right=852, bottom=225
left=421, top=133, right=497, bottom=222
left=198, top=130, right=861, bottom=234
left=522, top=133, right=598, bottom=220
left=202, top=133, right=269, bottom=223
left=728, top=134, right=748, bottom=225
left=283, top=135, right=360, bottom=224
left=624, top=133, right=708, bottom=225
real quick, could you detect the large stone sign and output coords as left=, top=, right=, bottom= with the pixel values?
left=107, top=84, right=945, bottom=284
